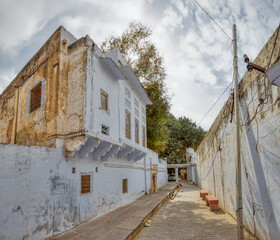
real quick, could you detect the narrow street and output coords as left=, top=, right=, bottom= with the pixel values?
left=137, top=182, right=256, bottom=240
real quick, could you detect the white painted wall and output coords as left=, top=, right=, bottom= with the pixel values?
left=0, top=144, right=167, bottom=240
left=196, top=73, right=280, bottom=240
left=85, top=45, right=148, bottom=152
left=85, top=49, right=120, bottom=141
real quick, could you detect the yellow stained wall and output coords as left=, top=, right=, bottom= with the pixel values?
left=0, top=27, right=88, bottom=149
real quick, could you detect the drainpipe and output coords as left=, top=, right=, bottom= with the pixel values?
left=150, top=157, right=152, bottom=190
left=175, top=167, right=178, bottom=185
left=118, top=82, right=121, bottom=142
left=144, top=157, right=147, bottom=194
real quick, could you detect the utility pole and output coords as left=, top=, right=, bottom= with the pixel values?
left=233, top=24, right=243, bottom=240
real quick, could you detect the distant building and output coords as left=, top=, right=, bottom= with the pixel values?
left=0, top=26, right=167, bottom=240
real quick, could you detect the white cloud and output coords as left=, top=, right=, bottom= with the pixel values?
left=171, top=0, right=188, bottom=17
left=0, top=68, right=16, bottom=93
left=0, top=0, right=278, bottom=130
left=161, top=6, right=183, bottom=31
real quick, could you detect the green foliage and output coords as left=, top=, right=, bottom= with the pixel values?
left=101, top=21, right=170, bottom=154
left=162, top=114, right=207, bottom=164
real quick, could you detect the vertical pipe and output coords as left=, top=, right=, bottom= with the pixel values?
left=144, top=157, right=147, bottom=194
left=233, top=24, right=244, bottom=240
left=175, top=167, right=178, bottom=185
left=13, top=86, right=20, bottom=144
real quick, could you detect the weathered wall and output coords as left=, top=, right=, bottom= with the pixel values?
left=196, top=27, right=280, bottom=240
left=0, top=27, right=87, bottom=150
left=0, top=144, right=167, bottom=240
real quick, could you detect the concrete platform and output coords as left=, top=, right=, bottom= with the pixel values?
left=48, top=183, right=176, bottom=240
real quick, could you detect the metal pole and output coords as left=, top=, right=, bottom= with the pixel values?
left=175, top=167, right=178, bottom=185
left=233, top=24, right=243, bottom=240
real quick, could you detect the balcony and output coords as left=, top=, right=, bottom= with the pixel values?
left=71, top=134, right=147, bottom=161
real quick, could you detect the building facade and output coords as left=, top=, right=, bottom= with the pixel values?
left=0, top=26, right=167, bottom=240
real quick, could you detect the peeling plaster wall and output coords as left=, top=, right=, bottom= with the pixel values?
left=196, top=27, right=280, bottom=240
left=0, top=26, right=87, bottom=150
left=0, top=144, right=167, bottom=240
left=0, top=145, right=77, bottom=240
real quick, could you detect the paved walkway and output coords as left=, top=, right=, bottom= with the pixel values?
left=137, top=182, right=255, bottom=240
left=48, top=183, right=176, bottom=240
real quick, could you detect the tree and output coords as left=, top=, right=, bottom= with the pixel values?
left=101, top=21, right=170, bottom=154
left=162, top=114, right=206, bottom=164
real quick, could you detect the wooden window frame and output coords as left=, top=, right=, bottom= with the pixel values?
left=100, top=90, right=108, bottom=111
left=125, top=110, right=131, bottom=139
left=135, top=118, right=139, bottom=144
left=81, top=173, right=92, bottom=194
left=30, top=82, right=42, bottom=113
left=122, top=179, right=128, bottom=194
left=142, top=125, right=146, bottom=147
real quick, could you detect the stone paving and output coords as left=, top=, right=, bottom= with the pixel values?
left=137, top=182, right=256, bottom=240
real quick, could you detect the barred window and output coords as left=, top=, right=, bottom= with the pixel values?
left=101, top=125, right=109, bottom=136
left=30, top=82, right=42, bottom=113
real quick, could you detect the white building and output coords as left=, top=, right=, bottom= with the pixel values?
left=0, top=26, right=167, bottom=240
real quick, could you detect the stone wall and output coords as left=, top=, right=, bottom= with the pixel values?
left=195, top=27, right=280, bottom=240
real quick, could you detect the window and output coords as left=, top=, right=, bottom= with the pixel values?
left=134, top=98, right=139, bottom=108
left=125, top=110, right=131, bottom=139
left=135, top=119, right=139, bottom=144
left=81, top=174, right=91, bottom=194
left=135, top=109, right=139, bottom=118
left=142, top=125, right=146, bottom=147
left=101, top=125, right=109, bottom=136
left=30, top=82, right=42, bottom=113
left=100, top=90, right=108, bottom=111
left=125, top=87, right=131, bottom=99
left=122, top=179, right=128, bottom=193
left=125, top=99, right=131, bottom=109
left=142, top=115, right=146, bottom=123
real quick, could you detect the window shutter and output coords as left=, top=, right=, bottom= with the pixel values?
left=81, top=174, right=91, bottom=194
left=122, top=179, right=127, bottom=193
left=30, top=82, right=42, bottom=113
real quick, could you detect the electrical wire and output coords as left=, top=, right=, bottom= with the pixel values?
left=258, top=142, right=280, bottom=159
left=197, top=90, right=232, bottom=167
left=235, top=27, right=280, bottom=127
left=198, top=81, right=233, bottom=126
left=192, top=0, right=232, bottom=41
left=199, top=121, right=229, bottom=181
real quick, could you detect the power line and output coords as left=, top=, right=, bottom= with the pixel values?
left=198, top=81, right=233, bottom=126
left=192, top=0, right=232, bottom=41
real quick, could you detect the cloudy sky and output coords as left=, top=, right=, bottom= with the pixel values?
left=0, top=0, right=279, bottom=129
